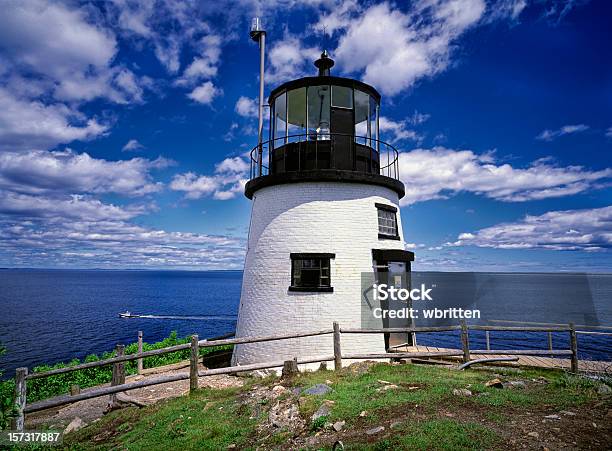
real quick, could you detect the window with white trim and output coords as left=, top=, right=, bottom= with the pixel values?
left=376, top=203, right=399, bottom=239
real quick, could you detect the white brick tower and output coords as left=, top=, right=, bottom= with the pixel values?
left=232, top=51, right=413, bottom=366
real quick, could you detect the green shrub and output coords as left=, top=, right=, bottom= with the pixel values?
left=0, top=332, right=232, bottom=410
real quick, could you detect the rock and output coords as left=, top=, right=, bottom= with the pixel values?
left=303, top=383, right=333, bottom=396
left=227, top=445, right=236, bottom=450
left=376, top=384, right=399, bottom=392
left=346, top=360, right=377, bottom=375
left=365, top=426, right=385, bottom=435
left=452, top=388, right=472, bottom=396
left=64, top=417, right=85, bottom=434
left=251, top=369, right=275, bottom=379
left=312, top=400, right=335, bottom=421
left=269, top=402, right=304, bottom=430
left=377, top=380, right=391, bottom=385
left=116, top=393, right=148, bottom=407
left=333, top=420, right=345, bottom=431
left=390, top=421, right=402, bottom=429
left=560, top=410, right=576, bottom=416
left=359, top=410, right=368, bottom=417
left=527, top=432, right=539, bottom=439
left=271, top=385, right=289, bottom=398
left=325, top=380, right=333, bottom=385
left=507, top=380, right=526, bottom=389
left=544, top=414, right=560, bottom=420
left=485, top=378, right=504, bottom=388
left=597, top=384, right=611, bottom=395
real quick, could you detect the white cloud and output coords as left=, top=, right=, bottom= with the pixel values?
left=333, top=1, right=486, bottom=95
left=397, top=147, right=612, bottom=205
left=0, top=149, right=172, bottom=197
left=448, top=206, right=612, bottom=251
left=605, top=127, right=612, bottom=138
left=235, top=96, right=259, bottom=118
left=215, top=157, right=250, bottom=174
left=379, top=116, right=421, bottom=143
left=537, top=124, right=589, bottom=141
left=482, top=0, right=528, bottom=23
left=0, top=0, right=117, bottom=82
left=0, top=0, right=152, bottom=106
left=170, top=156, right=249, bottom=200
left=169, top=172, right=218, bottom=199
left=0, top=200, right=246, bottom=269
left=122, top=139, right=145, bottom=152
left=175, top=34, right=222, bottom=86
left=187, top=81, right=222, bottom=104
left=0, top=88, right=108, bottom=151
left=0, top=192, right=145, bottom=222
left=266, top=35, right=320, bottom=84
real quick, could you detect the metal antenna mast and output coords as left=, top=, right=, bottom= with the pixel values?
left=250, top=18, right=266, bottom=177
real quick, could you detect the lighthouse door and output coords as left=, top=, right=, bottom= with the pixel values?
left=373, top=258, right=414, bottom=350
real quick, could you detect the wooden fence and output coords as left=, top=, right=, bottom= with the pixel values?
left=10, top=321, right=586, bottom=431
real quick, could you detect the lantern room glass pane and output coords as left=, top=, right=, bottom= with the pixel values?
left=273, top=92, right=287, bottom=146
left=307, top=85, right=330, bottom=140
left=354, top=89, right=370, bottom=144
left=287, top=88, right=306, bottom=142
left=331, top=85, right=353, bottom=109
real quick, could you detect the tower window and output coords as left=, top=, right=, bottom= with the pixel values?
left=289, top=253, right=335, bottom=292
left=376, top=203, right=399, bottom=240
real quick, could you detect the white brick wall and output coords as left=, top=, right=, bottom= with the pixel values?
left=232, top=181, right=406, bottom=366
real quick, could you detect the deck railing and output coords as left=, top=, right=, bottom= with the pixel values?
left=248, top=133, right=400, bottom=180
left=10, top=321, right=609, bottom=431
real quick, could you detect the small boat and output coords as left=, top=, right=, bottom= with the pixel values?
left=118, top=311, right=133, bottom=318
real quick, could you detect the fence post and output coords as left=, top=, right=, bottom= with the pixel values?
left=333, top=322, right=342, bottom=371
left=109, top=344, right=125, bottom=409
left=569, top=323, right=578, bottom=373
left=548, top=331, right=553, bottom=357
left=137, top=331, right=143, bottom=375
left=190, top=334, right=199, bottom=392
left=485, top=330, right=490, bottom=351
left=460, top=321, right=470, bottom=363
left=11, top=367, right=27, bottom=432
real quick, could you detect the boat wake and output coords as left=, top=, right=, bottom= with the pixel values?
left=119, top=313, right=237, bottom=321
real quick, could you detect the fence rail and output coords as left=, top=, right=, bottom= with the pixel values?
left=10, top=321, right=601, bottom=431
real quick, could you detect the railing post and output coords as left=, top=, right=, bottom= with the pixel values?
left=11, top=367, right=27, bottom=432
left=485, top=330, right=490, bottom=351
left=109, top=344, right=125, bottom=409
left=137, top=331, right=143, bottom=375
left=190, top=334, right=199, bottom=392
left=548, top=331, right=553, bottom=357
left=460, top=321, right=470, bottom=363
left=569, top=323, right=578, bottom=373
left=333, top=322, right=342, bottom=371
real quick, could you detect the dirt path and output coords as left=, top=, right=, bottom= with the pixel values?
left=25, top=361, right=244, bottom=431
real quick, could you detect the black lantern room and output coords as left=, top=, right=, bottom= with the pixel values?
left=246, top=51, right=403, bottom=200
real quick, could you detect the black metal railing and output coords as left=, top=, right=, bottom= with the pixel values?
left=249, top=133, right=400, bottom=181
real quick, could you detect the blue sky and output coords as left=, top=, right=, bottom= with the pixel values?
left=0, top=0, right=610, bottom=272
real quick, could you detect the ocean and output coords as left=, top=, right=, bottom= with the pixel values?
left=0, top=269, right=610, bottom=378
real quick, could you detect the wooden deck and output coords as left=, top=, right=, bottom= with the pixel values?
left=392, top=345, right=612, bottom=373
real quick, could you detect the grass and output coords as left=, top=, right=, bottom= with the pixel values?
left=60, top=362, right=607, bottom=450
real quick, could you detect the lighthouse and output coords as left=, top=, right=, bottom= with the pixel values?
left=232, top=43, right=414, bottom=367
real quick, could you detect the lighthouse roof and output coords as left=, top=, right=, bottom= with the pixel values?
left=268, top=75, right=381, bottom=105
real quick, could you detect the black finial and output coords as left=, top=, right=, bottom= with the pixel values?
left=314, top=50, right=334, bottom=76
